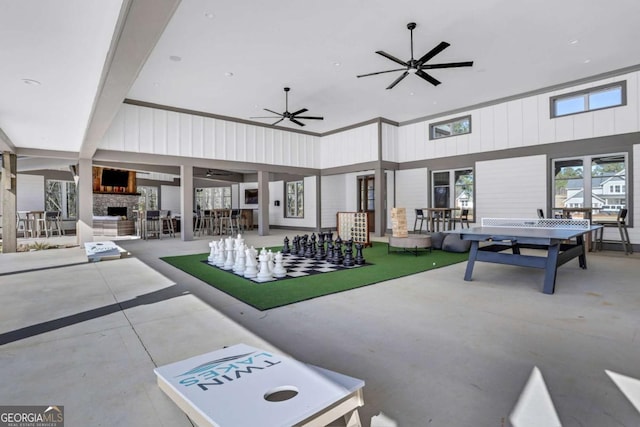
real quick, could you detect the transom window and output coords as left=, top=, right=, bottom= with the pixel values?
left=429, top=115, right=471, bottom=140
left=551, top=81, right=626, bottom=118
left=285, top=180, right=304, bottom=218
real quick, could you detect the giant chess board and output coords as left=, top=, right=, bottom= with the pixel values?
left=204, top=252, right=368, bottom=283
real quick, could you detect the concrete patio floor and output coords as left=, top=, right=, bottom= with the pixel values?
left=0, top=229, right=639, bottom=426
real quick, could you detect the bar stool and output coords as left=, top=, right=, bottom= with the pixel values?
left=43, top=211, right=64, bottom=237
left=413, top=209, right=426, bottom=233
left=459, top=209, right=470, bottom=228
left=160, top=210, right=175, bottom=238
left=145, top=210, right=161, bottom=239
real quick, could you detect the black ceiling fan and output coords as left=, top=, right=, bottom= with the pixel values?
left=357, top=22, right=473, bottom=89
left=251, top=87, right=323, bottom=127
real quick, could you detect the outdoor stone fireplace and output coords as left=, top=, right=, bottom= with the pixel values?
left=93, top=194, right=139, bottom=219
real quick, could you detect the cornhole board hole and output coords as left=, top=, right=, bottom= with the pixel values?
left=154, top=343, right=365, bottom=427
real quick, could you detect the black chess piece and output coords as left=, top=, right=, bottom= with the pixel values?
left=292, top=236, right=300, bottom=255
left=326, top=240, right=334, bottom=262
left=299, top=235, right=308, bottom=257
left=315, top=233, right=326, bottom=260
left=327, top=231, right=333, bottom=242
left=282, top=236, right=290, bottom=254
left=304, top=237, right=314, bottom=258
left=343, top=239, right=355, bottom=267
left=310, top=233, right=317, bottom=256
left=354, top=243, right=365, bottom=265
left=333, top=236, right=344, bottom=264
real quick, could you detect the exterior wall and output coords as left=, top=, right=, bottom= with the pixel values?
left=398, top=71, right=640, bottom=162
left=381, top=122, right=399, bottom=162
left=475, top=155, right=547, bottom=220
left=268, top=176, right=316, bottom=229
left=394, top=168, right=429, bottom=231
left=101, top=104, right=321, bottom=168
left=17, top=174, right=44, bottom=211
left=320, top=124, right=378, bottom=168
left=320, top=174, right=346, bottom=229
left=161, top=185, right=180, bottom=215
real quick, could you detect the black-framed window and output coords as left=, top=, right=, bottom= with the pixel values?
left=429, top=115, right=471, bottom=140
left=285, top=180, right=304, bottom=218
left=552, top=153, right=628, bottom=222
left=195, top=187, right=231, bottom=210
left=431, top=168, right=474, bottom=221
left=45, top=180, right=76, bottom=219
left=550, top=81, right=626, bottom=118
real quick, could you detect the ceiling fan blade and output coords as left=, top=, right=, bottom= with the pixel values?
left=417, top=41, right=450, bottom=65
left=386, top=71, right=409, bottom=90
left=251, top=116, right=282, bottom=119
left=415, top=69, right=441, bottom=86
left=357, top=68, right=408, bottom=78
left=376, top=51, right=409, bottom=67
left=289, top=118, right=305, bottom=127
left=422, top=61, right=474, bottom=69
left=264, top=108, right=283, bottom=116
left=295, top=116, right=323, bottom=120
left=290, top=108, right=308, bottom=116
left=272, top=118, right=284, bottom=126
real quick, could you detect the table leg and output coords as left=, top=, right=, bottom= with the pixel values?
left=542, top=244, right=560, bottom=294
left=464, top=241, right=479, bottom=281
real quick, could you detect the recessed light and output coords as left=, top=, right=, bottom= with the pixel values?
left=169, top=55, right=182, bottom=62
left=224, top=72, right=234, bottom=77
left=204, top=12, right=215, bottom=19
left=334, top=62, right=341, bottom=67
left=569, top=39, right=579, bottom=45
left=22, top=78, right=41, bottom=86
left=409, top=92, right=415, bottom=96
left=584, top=59, right=591, bottom=64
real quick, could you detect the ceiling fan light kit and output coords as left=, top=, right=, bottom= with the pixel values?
left=357, top=22, right=473, bottom=89
left=251, top=87, right=324, bottom=127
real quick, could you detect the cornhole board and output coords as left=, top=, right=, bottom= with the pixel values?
left=154, top=343, right=365, bottom=427
left=84, top=241, right=127, bottom=262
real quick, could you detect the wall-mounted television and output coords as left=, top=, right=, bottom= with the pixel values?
left=101, top=169, right=130, bottom=187
left=244, top=188, right=258, bottom=204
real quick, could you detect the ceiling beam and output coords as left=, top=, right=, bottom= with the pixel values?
left=79, top=0, right=181, bottom=159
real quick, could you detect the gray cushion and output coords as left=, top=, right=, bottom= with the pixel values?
left=442, top=233, right=471, bottom=253
left=430, top=232, right=446, bottom=250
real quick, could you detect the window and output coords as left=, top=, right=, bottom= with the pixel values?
left=137, top=186, right=158, bottom=210
left=431, top=168, right=474, bottom=221
left=551, top=81, right=626, bottom=118
left=285, top=180, right=303, bottom=218
left=552, top=153, right=627, bottom=221
left=429, top=115, right=471, bottom=140
left=195, top=187, right=231, bottom=210
left=45, top=180, right=76, bottom=219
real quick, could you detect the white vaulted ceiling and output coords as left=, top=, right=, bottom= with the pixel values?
left=2, top=0, right=640, bottom=155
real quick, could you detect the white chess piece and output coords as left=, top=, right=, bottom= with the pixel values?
left=223, top=237, right=235, bottom=270
left=273, top=251, right=287, bottom=278
left=215, top=239, right=225, bottom=267
left=233, top=242, right=246, bottom=275
left=243, top=247, right=258, bottom=279
left=208, top=241, right=216, bottom=263
left=267, top=249, right=275, bottom=273
left=256, top=250, right=273, bottom=282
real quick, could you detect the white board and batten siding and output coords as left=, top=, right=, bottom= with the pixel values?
left=102, top=104, right=321, bottom=168
left=394, top=168, right=429, bottom=231
left=475, top=155, right=547, bottom=220
left=320, top=123, right=378, bottom=169
left=267, top=176, right=317, bottom=229
left=397, top=71, right=640, bottom=163
left=320, top=174, right=346, bottom=229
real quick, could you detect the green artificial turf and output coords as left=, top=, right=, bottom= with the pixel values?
left=161, top=242, right=468, bottom=310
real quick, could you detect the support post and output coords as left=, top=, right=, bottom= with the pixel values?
left=180, top=165, right=194, bottom=241
left=1, top=152, right=18, bottom=253
left=257, top=170, right=270, bottom=236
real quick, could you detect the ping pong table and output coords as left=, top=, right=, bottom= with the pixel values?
left=452, top=218, right=602, bottom=294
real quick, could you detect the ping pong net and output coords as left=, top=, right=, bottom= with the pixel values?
left=481, top=218, right=591, bottom=230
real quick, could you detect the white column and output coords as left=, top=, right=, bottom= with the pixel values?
left=257, top=170, right=270, bottom=236
left=180, top=164, right=194, bottom=241
left=76, top=158, right=94, bottom=245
